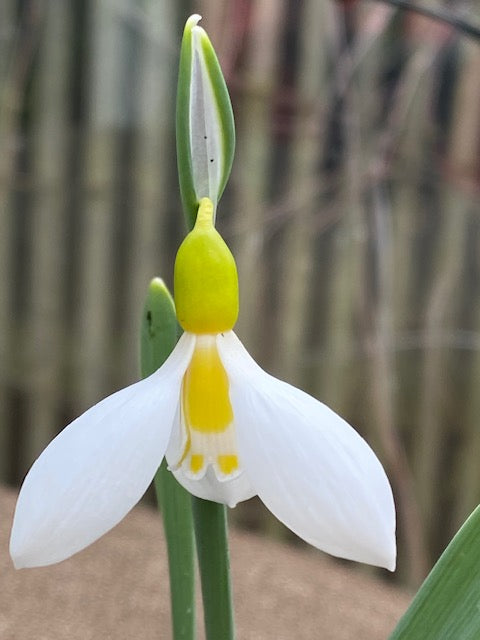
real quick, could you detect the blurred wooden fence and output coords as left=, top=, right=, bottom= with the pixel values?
left=1, top=0, right=480, bottom=586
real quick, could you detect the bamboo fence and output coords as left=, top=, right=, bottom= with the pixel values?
left=0, top=0, right=479, bottom=586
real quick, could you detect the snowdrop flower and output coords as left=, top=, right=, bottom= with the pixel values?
left=10, top=198, right=396, bottom=571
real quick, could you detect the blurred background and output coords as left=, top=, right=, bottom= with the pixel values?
left=0, top=0, right=479, bottom=588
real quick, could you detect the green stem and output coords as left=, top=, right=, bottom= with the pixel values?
left=154, top=461, right=196, bottom=640
left=192, top=497, right=235, bottom=640
left=141, top=278, right=195, bottom=640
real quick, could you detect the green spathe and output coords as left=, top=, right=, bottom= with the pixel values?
left=176, top=14, right=235, bottom=228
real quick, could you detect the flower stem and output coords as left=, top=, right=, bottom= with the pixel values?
left=192, top=497, right=235, bottom=640
left=141, top=278, right=195, bottom=640
left=154, top=461, right=196, bottom=640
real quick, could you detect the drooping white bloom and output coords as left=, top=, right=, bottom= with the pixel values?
left=10, top=330, right=395, bottom=571
left=10, top=198, right=396, bottom=571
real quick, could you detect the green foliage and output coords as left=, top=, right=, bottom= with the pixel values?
left=390, top=505, right=480, bottom=639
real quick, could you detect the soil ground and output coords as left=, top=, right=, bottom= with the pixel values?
left=0, top=485, right=411, bottom=639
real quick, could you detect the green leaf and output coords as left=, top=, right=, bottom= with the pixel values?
left=176, top=14, right=235, bottom=229
left=140, top=277, right=179, bottom=377
left=140, top=277, right=195, bottom=640
left=390, top=504, right=480, bottom=639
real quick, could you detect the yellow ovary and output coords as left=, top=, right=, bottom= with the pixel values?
left=174, top=197, right=239, bottom=334
left=178, top=335, right=239, bottom=479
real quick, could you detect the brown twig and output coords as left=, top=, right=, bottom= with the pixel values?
left=368, top=0, right=480, bottom=40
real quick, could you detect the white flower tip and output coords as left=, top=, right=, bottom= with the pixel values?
left=11, top=558, right=24, bottom=570
left=346, top=476, right=397, bottom=571
left=356, top=493, right=397, bottom=571
left=9, top=528, right=39, bottom=570
left=9, top=509, right=61, bottom=569
left=10, top=553, right=31, bottom=571
left=386, top=554, right=397, bottom=572
left=387, top=535, right=397, bottom=572
left=375, top=534, right=397, bottom=572
left=10, top=512, right=28, bottom=568
left=9, top=546, right=24, bottom=570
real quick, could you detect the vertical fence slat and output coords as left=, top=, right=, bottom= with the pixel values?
left=369, top=185, right=428, bottom=585
left=0, top=0, right=18, bottom=478
left=414, top=40, right=474, bottom=558
left=390, top=43, right=440, bottom=576
left=0, top=0, right=16, bottom=84
left=233, top=0, right=286, bottom=357
left=415, top=190, right=468, bottom=557
left=22, top=0, right=72, bottom=469
left=274, top=0, right=334, bottom=386
left=75, top=0, right=124, bottom=409
left=357, top=10, right=430, bottom=586
left=391, top=45, right=439, bottom=331
left=319, top=8, right=367, bottom=413
left=123, top=0, right=177, bottom=380
left=0, top=3, right=42, bottom=479
left=311, top=9, right=430, bottom=585
left=448, top=42, right=480, bottom=529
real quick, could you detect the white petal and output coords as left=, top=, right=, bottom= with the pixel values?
left=10, top=333, right=195, bottom=568
left=218, top=332, right=396, bottom=570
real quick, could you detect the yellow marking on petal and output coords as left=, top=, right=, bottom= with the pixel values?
left=174, top=197, right=239, bottom=334
left=218, top=455, right=238, bottom=475
left=190, top=454, right=204, bottom=474
left=174, top=335, right=241, bottom=480
left=183, top=336, right=233, bottom=433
